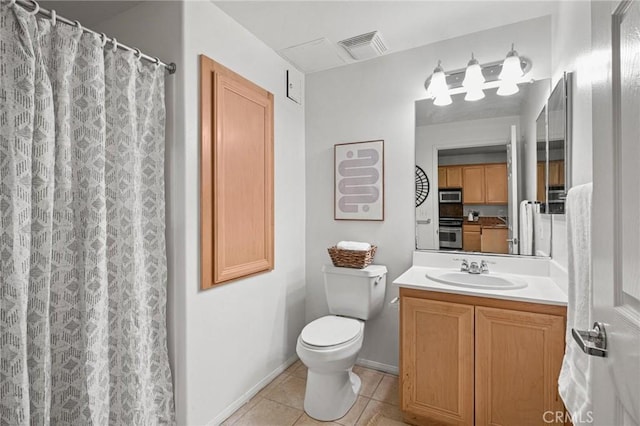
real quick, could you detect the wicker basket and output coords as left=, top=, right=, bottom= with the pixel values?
left=327, top=245, right=377, bottom=269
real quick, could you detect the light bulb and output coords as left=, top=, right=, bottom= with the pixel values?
left=462, top=54, right=485, bottom=90
left=434, top=92, right=452, bottom=106
left=497, top=81, right=519, bottom=96
left=426, top=61, right=449, bottom=98
left=499, top=44, right=524, bottom=82
left=465, top=88, right=485, bottom=101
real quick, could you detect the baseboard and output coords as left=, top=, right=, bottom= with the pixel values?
left=208, top=354, right=299, bottom=426
left=356, top=358, right=399, bottom=375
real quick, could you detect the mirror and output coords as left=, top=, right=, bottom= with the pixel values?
left=535, top=72, right=572, bottom=215
left=415, top=80, right=552, bottom=257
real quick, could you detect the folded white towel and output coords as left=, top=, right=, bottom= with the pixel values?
left=558, top=183, right=593, bottom=424
left=336, top=241, right=371, bottom=251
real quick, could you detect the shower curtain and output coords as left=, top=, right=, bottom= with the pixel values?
left=0, top=4, right=175, bottom=425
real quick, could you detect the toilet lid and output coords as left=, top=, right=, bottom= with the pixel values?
left=301, top=316, right=363, bottom=347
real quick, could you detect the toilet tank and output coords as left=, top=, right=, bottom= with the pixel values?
left=322, top=264, right=387, bottom=320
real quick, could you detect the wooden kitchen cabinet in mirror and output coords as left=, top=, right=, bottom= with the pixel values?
left=200, top=55, right=274, bottom=289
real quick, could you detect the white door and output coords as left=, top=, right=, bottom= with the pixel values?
left=507, top=125, right=519, bottom=254
left=590, top=1, right=640, bottom=424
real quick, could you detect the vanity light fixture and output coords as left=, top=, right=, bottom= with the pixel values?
left=426, top=60, right=452, bottom=106
left=497, top=43, right=524, bottom=96
left=462, top=53, right=485, bottom=101
left=424, top=47, right=531, bottom=106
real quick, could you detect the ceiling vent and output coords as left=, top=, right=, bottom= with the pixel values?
left=338, top=31, right=387, bottom=60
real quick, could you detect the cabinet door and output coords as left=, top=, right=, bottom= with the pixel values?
left=462, top=224, right=481, bottom=252
left=438, top=167, right=447, bottom=189
left=480, top=228, right=509, bottom=254
left=462, top=166, right=485, bottom=204
left=548, top=161, right=565, bottom=186
left=484, top=163, right=508, bottom=204
left=475, top=307, right=566, bottom=426
left=537, top=162, right=546, bottom=202
left=401, top=297, right=474, bottom=426
left=446, top=166, right=463, bottom=188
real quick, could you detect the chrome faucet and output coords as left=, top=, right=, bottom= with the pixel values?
left=462, top=260, right=490, bottom=274
left=458, top=259, right=469, bottom=272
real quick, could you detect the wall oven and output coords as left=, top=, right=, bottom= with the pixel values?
left=439, top=189, right=463, bottom=204
left=439, top=218, right=463, bottom=250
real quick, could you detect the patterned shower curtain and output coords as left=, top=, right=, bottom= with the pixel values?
left=0, top=3, right=175, bottom=425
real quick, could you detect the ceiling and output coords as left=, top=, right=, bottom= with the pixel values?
left=214, top=1, right=557, bottom=73
left=38, top=1, right=142, bottom=26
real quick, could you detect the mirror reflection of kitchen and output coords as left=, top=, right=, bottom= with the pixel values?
left=416, top=81, right=553, bottom=256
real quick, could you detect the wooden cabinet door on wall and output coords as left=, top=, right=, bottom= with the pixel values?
left=401, top=295, right=474, bottom=426
left=200, top=55, right=274, bottom=289
left=475, top=307, right=566, bottom=426
left=446, top=166, right=463, bottom=188
left=462, top=166, right=485, bottom=204
left=484, top=163, right=508, bottom=204
left=438, top=167, right=447, bottom=188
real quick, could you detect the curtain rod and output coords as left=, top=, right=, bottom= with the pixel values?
left=8, top=0, right=177, bottom=74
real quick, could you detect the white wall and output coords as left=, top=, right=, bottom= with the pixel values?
left=306, top=16, right=551, bottom=369
left=547, top=0, right=593, bottom=269
left=181, top=3, right=306, bottom=425
left=98, top=2, right=307, bottom=424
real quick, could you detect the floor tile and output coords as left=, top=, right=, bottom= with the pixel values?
left=284, top=360, right=303, bottom=376
left=371, top=374, right=399, bottom=406
left=291, top=362, right=308, bottom=379
left=294, top=413, right=342, bottom=425
left=221, top=396, right=262, bottom=426
left=335, top=396, right=369, bottom=426
left=233, top=398, right=303, bottom=426
left=256, top=373, right=288, bottom=399
left=355, top=400, right=406, bottom=426
left=263, top=375, right=307, bottom=410
left=353, top=366, right=384, bottom=398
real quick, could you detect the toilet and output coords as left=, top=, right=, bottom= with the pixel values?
left=296, top=264, right=387, bottom=421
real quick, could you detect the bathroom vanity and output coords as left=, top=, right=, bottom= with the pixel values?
left=395, top=254, right=568, bottom=426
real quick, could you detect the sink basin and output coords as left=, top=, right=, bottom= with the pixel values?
left=426, top=270, right=528, bottom=290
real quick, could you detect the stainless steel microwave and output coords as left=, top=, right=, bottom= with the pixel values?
left=439, top=190, right=462, bottom=204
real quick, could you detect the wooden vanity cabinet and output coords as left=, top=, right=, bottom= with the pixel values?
left=400, top=288, right=567, bottom=426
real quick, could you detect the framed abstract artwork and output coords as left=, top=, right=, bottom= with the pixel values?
left=334, top=140, right=384, bottom=221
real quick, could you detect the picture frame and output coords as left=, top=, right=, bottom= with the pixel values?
left=334, top=140, right=384, bottom=221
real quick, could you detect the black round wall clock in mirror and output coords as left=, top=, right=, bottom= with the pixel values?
left=415, top=165, right=429, bottom=207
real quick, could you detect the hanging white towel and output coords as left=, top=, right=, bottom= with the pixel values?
left=558, top=183, right=593, bottom=425
left=336, top=241, right=371, bottom=251
left=519, top=200, right=533, bottom=255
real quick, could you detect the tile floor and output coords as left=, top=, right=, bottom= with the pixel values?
left=221, top=361, right=410, bottom=426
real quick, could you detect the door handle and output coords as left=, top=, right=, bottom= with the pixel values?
left=572, top=322, right=607, bottom=357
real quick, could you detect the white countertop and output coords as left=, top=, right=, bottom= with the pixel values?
left=394, top=266, right=568, bottom=306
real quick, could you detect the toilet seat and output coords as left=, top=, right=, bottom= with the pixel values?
left=301, top=316, right=363, bottom=347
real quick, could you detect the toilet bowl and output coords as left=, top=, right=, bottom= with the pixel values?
left=297, top=265, right=387, bottom=421
left=296, top=315, right=364, bottom=421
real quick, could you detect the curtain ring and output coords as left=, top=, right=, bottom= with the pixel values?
left=134, top=48, right=142, bottom=59
left=50, top=9, right=56, bottom=26
left=74, top=20, right=82, bottom=31
left=28, top=0, right=40, bottom=15
left=154, top=57, right=160, bottom=65
left=111, top=38, right=118, bottom=53
left=100, top=33, right=108, bottom=47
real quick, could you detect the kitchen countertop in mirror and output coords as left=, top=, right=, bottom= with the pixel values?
left=394, top=266, right=567, bottom=306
